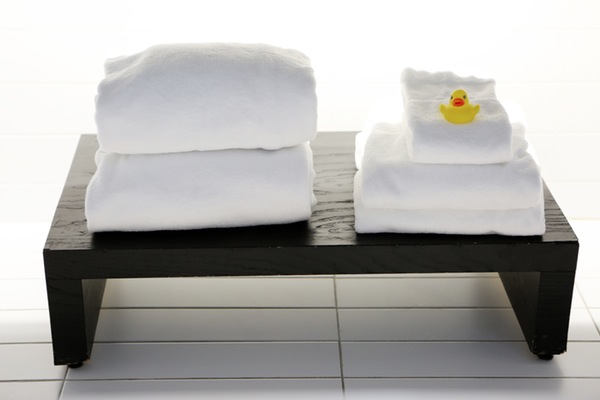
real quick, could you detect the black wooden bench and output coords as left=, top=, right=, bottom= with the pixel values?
left=43, top=132, right=579, bottom=367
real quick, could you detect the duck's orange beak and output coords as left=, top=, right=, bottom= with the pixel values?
left=452, top=98, right=465, bottom=107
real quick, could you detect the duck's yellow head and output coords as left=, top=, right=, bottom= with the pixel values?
left=449, top=89, right=469, bottom=108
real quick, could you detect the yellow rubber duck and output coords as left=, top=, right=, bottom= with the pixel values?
left=440, top=89, right=480, bottom=124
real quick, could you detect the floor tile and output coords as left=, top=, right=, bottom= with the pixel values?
left=344, top=378, right=600, bottom=400
left=568, top=308, right=600, bottom=341
left=0, top=310, right=51, bottom=343
left=576, top=278, right=600, bottom=307
left=585, top=309, right=600, bottom=337
left=102, top=277, right=336, bottom=308
left=0, top=381, right=63, bottom=400
left=95, top=308, right=338, bottom=342
left=341, top=342, right=600, bottom=378
left=67, top=342, right=341, bottom=380
left=339, top=309, right=522, bottom=341
left=336, top=276, right=511, bottom=308
left=570, top=286, right=586, bottom=308
left=0, top=344, right=66, bottom=380
left=61, top=379, right=343, bottom=400
left=0, top=279, right=48, bottom=310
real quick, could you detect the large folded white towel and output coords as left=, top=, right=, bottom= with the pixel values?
left=357, top=124, right=542, bottom=211
left=400, top=68, right=512, bottom=164
left=85, top=143, right=316, bottom=232
left=354, top=171, right=545, bottom=236
left=95, top=43, right=318, bottom=154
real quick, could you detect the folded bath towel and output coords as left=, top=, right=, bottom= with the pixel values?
left=401, top=68, right=512, bottom=164
left=358, top=123, right=541, bottom=211
left=354, top=171, right=545, bottom=236
left=85, top=143, right=316, bottom=232
left=95, top=43, right=317, bottom=154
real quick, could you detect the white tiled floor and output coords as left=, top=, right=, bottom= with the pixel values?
left=1, top=215, right=600, bottom=399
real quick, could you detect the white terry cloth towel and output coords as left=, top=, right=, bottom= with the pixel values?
left=85, top=143, right=316, bottom=232
left=354, top=171, right=545, bottom=236
left=400, top=68, right=512, bottom=164
left=95, top=43, right=318, bottom=154
left=404, top=99, right=512, bottom=164
left=356, top=96, right=526, bottom=167
left=358, top=123, right=542, bottom=211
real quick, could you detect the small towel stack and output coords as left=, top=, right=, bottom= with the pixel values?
left=354, top=68, right=545, bottom=236
left=86, top=43, right=318, bottom=232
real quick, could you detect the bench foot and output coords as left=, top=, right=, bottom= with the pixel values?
left=537, top=353, right=554, bottom=361
left=500, top=271, right=575, bottom=358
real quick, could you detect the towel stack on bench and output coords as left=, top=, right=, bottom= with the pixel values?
left=354, top=69, right=545, bottom=236
left=85, top=43, right=318, bottom=232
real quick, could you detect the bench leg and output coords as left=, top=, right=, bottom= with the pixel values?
left=499, top=271, right=575, bottom=359
left=46, top=278, right=106, bottom=366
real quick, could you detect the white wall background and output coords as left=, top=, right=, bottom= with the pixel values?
left=1, top=0, right=599, bottom=221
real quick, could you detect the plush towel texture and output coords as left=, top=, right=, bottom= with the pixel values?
left=354, top=171, right=545, bottom=235
left=401, top=68, right=497, bottom=101
left=85, top=144, right=316, bottom=232
left=358, top=96, right=526, bottom=166
left=356, top=123, right=541, bottom=211
left=404, top=99, right=512, bottom=164
left=95, top=43, right=317, bottom=154
left=400, top=68, right=512, bottom=164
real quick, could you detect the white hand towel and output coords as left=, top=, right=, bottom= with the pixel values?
left=95, top=43, right=317, bottom=154
left=85, top=143, right=316, bottom=232
left=354, top=171, right=545, bottom=236
left=401, top=68, right=512, bottom=164
left=357, top=96, right=527, bottom=167
left=359, top=124, right=541, bottom=211
left=404, top=99, right=512, bottom=164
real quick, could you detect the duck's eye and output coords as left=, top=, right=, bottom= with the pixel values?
left=463, top=95, right=467, bottom=99
left=450, top=95, right=453, bottom=99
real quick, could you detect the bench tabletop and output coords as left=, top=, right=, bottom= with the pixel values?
left=44, top=133, right=579, bottom=279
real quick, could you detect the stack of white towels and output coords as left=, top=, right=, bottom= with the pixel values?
left=86, top=43, right=318, bottom=232
left=354, top=68, right=545, bottom=236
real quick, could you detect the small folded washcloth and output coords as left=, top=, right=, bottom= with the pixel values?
left=354, top=171, right=545, bottom=236
left=355, top=99, right=529, bottom=169
left=95, top=43, right=317, bottom=154
left=357, top=123, right=541, bottom=211
left=400, top=68, right=512, bottom=164
left=85, top=143, right=316, bottom=232
left=404, top=99, right=512, bottom=164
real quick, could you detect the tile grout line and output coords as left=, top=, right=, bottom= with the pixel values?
left=332, top=276, right=346, bottom=394
left=58, top=364, right=69, bottom=400
left=575, top=282, right=600, bottom=337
